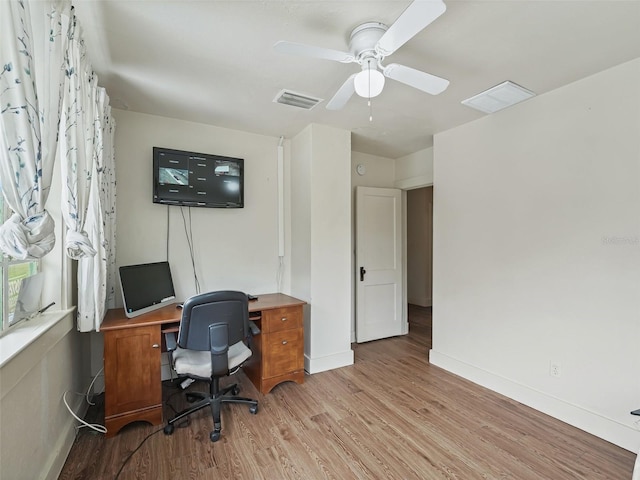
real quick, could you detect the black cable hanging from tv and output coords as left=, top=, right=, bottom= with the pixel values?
left=180, top=206, right=201, bottom=294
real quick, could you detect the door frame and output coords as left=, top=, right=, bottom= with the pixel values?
left=351, top=177, right=434, bottom=343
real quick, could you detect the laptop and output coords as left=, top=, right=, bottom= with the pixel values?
left=10, top=273, right=44, bottom=326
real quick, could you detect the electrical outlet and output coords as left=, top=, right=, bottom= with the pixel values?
left=549, top=362, right=562, bottom=378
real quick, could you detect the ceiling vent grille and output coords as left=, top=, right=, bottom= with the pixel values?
left=462, top=81, right=535, bottom=114
left=273, top=90, right=322, bottom=110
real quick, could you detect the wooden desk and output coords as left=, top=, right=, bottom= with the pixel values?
left=101, top=293, right=305, bottom=437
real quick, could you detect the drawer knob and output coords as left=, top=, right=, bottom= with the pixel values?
left=281, top=317, right=287, bottom=322
left=152, top=344, right=160, bottom=348
left=282, top=340, right=288, bottom=345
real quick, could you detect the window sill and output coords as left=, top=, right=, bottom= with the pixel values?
left=0, top=308, right=75, bottom=368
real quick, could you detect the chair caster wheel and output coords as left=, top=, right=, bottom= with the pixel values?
left=210, top=431, right=221, bottom=442
left=163, top=424, right=174, bottom=436
left=249, top=404, right=258, bottom=415
left=232, top=386, right=241, bottom=395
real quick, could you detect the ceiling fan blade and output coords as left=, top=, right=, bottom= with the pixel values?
left=326, top=74, right=357, bottom=110
left=376, top=0, right=446, bottom=57
left=383, top=63, right=449, bottom=95
left=273, top=41, right=354, bottom=63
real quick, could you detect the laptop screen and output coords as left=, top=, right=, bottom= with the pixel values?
left=118, top=261, right=176, bottom=318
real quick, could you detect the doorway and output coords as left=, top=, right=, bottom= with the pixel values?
left=406, top=186, right=433, bottom=344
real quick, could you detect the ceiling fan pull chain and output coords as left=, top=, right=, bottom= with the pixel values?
left=368, top=69, right=373, bottom=122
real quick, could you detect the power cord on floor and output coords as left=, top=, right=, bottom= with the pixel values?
left=113, top=382, right=192, bottom=478
left=114, top=426, right=165, bottom=480
left=162, top=380, right=193, bottom=428
left=63, top=367, right=107, bottom=434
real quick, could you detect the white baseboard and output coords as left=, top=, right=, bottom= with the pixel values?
left=429, top=349, right=640, bottom=453
left=305, top=349, right=354, bottom=374
left=407, top=295, right=432, bottom=307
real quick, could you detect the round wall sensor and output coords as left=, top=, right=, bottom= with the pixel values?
left=356, top=164, right=366, bottom=176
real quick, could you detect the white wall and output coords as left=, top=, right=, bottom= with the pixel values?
left=0, top=312, right=87, bottom=480
left=431, top=58, right=640, bottom=451
left=292, top=124, right=354, bottom=373
left=113, top=110, right=287, bottom=300
left=290, top=126, right=312, bottom=303
left=352, top=151, right=396, bottom=189
left=395, top=147, right=434, bottom=189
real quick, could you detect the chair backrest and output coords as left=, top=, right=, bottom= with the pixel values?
left=177, top=291, right=248, bottom=351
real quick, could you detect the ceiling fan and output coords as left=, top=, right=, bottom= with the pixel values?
left=274, top=0, right=450, bottom=110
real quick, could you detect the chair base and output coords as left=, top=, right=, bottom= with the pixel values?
left=164, top=379, right=258, bottom=442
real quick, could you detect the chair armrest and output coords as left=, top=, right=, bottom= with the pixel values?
left=249, top=320, right=261, bottom=336
left=165, top=332, right=178, bottom=352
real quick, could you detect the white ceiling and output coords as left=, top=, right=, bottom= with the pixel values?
left=73, top=0, right=640, bottom=159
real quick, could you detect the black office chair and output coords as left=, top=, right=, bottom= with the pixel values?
left=163, top=290, right=259, bottom=442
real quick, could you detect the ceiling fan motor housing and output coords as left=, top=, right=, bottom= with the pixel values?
left=349, top=22, right=388, bottom=64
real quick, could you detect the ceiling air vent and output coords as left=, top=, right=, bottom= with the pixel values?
left=462, top=81, right=535, bottom=114
left=273, top=90, right=322, bottom=110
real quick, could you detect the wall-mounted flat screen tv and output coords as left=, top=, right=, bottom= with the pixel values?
left=153, top=147, right=244, bottom=208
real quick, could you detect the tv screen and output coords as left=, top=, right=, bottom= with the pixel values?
left=119, top=261, right=176, bottom=318
left=153, top=147, right=244, bottom=208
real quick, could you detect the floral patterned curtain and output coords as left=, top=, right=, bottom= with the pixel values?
left=74, top=88, right=117, bottom=332
left=98, top=93, right=117, bottom=318
left=1, top=0, right=117, bottom=331
left=60, top=14, right=97, bottom=260
left=0, top=0, right=70, bottom=260
left=59, top=9, right=117, bottom=332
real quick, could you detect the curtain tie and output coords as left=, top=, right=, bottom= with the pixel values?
left=0, top=211, right=56, bottom=260
left=65, top=230, right=97, bottom=260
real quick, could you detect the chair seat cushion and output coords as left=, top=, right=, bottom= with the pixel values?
left=173, top=341, right=252, bottom=378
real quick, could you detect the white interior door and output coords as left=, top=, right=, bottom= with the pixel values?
left=356, top=186, right=403, bottom=343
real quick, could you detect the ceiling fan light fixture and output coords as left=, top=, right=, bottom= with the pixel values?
left=354, top=60, right=385, bottom=98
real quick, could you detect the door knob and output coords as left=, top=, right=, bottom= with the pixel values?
left=360, top=266, right=366, bottom=281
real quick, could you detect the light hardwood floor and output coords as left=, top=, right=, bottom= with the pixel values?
left=59, top=305, right=635, bottom=479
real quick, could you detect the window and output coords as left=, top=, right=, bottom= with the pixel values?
left=0, top=186, right=40, bottom=333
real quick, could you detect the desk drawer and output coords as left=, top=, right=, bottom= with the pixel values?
left=263, top=306, right=302, bottom=333
left=263, top=329, right=303, bottom=378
